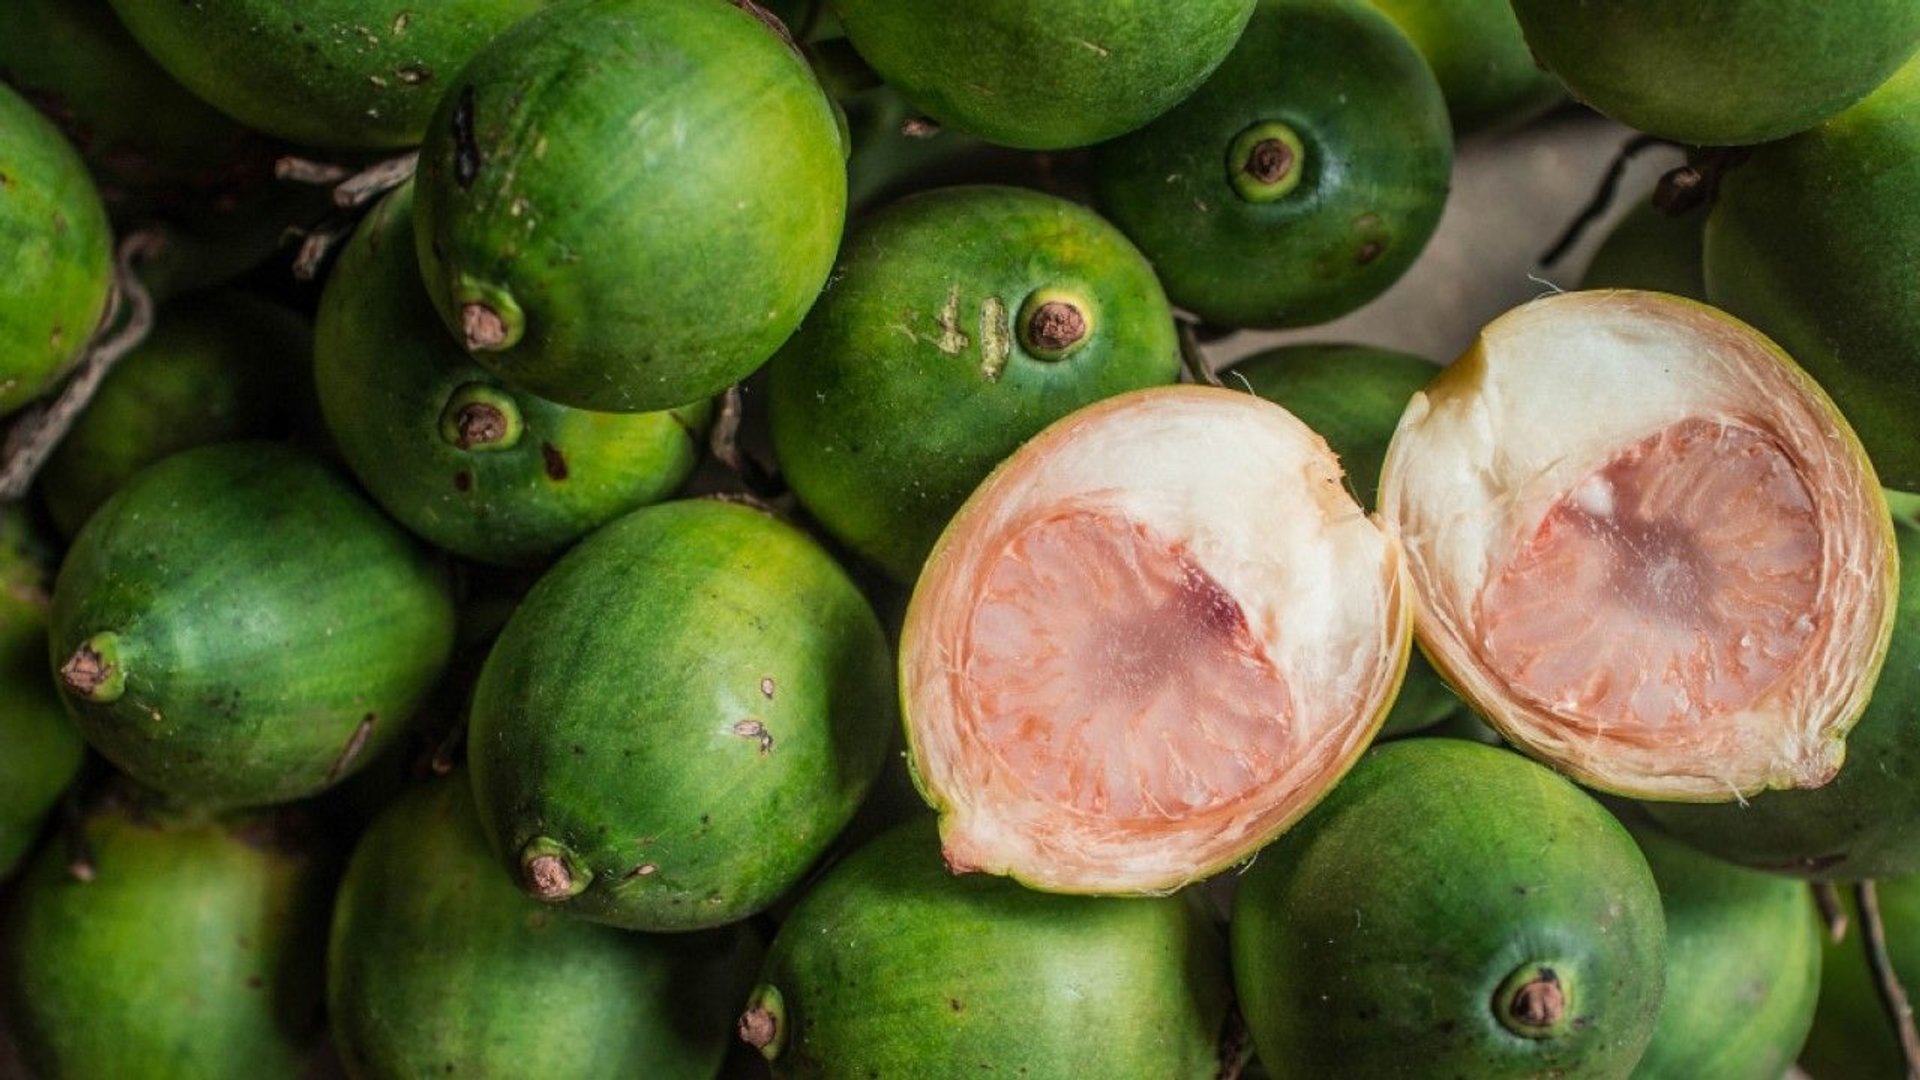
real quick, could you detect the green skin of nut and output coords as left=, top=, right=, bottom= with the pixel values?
left=1365, top=0, right=1563, bottom=136
left=833, top=0, right=1255, bottom=151
left=1704, top=55, right=1920, bottom=491
left=1509, top=0, right=1920, bottom=146
left=1799, top=875, right=1920, bottom=1078
left=39, top=293, right=313, bottom=539
left=413, top=0, right=847, bottom=414
left=1232, top=740, right=1667, bottom=1079
left=1579, top=196, right=1706, bottom=300
left=0, top=82, right=113, bottom=419
left=1621, top=818, right=1822, bottom=1080
left=0, top=506, right=82, bottom=878
left=467, top=499, right=895, bottom=931
left=104, top=0, right=554, bottom=149
left=318, top=182, right=711, bottom=567
left=1091, top=0, right=1453, bottom=329
left=768, top=184, right=1180, bottom=585
left=1643, top=492, right=1920, bottom=880
left=744, top=819, right=1239, bottom=1079
left=2, top=798, right=336, bottom=1080
left=327, top=772, right=762, bottom=1078
left=48, top=443, right=457, bottom=810
left=0, top=0, right=264, bottom=218
left=1226, top=344, right=1462, bottom=737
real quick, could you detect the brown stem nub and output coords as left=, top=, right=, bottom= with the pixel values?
left=462, top=304, right=508, bottom=351
left=526, top=854, right=574, bottom=901
left=454, top=403, right=509, bottom=448
left=738, top=1007, right=779, bottom=1050
left=1507, top=973, right=1567, bottom=1029
left=60, top=646, right=108, bottom=696
left=1855, top=881, right=1920, bottom=1075
left=1244, top=139, right=1295, bottom=185
left=1815, top=882, right=1850, bottom=944
left=1652, top=147, right=1751, bottom=218
left=0, top=232, right=160, bottom=501
left=1026, top=301, right=1088, bottom=353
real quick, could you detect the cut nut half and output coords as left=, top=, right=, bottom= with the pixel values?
left=1379, top=291, right=1897, bottom=800
left=902, top=385, right=1411, bottom=893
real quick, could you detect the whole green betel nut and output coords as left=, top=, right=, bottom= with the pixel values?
left=104, top=0, right=557, bottom=149
left=1232, top=740, right=1668, bottom=1079
left=413, top=0, right=847, bottom=413
left=466, top=499, right=895, bottom=931
left=48, top=443, right=457, bottom=809
left=318, top=182, right=710, bottom=567
left=831, top=0, right=1256, bottom=150
left=0, top=81, right=114, bottom=418
left=1508, top=0, right=1920, bottom=145
left=769, top=185, right=1180, bottom=585
left=1091, top=0, right=1452, bottom=329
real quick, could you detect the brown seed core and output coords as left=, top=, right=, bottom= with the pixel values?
left=61, top=644, right=109, bottom=696
left=454, top=402, right=508, bottom=448
left=738, top=1007, right=778, bottom=1049
left=526, top=854, right=573, bottom=900
left=1244, top=138, right=1296, bottom=185
left=462, top=303, right=507, bottom=350
left=1507, top=972, right=1566, bottom=1029
left=1026, top=301, right=1088, bottom=352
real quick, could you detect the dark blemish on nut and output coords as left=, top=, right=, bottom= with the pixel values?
left=760, top=677, right=776, bottom=699
left=453, top=470, right=472, bottom=492
left=453, top=85, right=481, bottom=189
left=541, top=442, right=569, bottom=480
left=1355, top=240, right=1385, bottom=265
left=732, top=719, right=774, bottom=755
left=622, top=863, right=658, bottom=880
left=949, top=998, right=964, bottom=1011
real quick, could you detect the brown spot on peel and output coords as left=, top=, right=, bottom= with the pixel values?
left=733, top=719, right=774, bottom=754
left=541, top=442, right=569, bottom=480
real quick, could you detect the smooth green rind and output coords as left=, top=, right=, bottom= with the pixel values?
left=103, top=0, right=554, bottom=149
left=768, top=185, right=1179, bottom=584
left=1366, top=0, right=1562, bottom=135
left=1627, top=822, right=1822, bottom=1079
left=414, top=0, right=847, bottom=414
left=1232, top=740, right=1666, bottom=1079
left=319, top=183, right=709, bottom=566
left=1580, top=198, right=1707, bottom=299
left=467, top=499, right=894, bottom=931
left=1090, top=0, right=1452, bottom=329
left=749, top=819, right=1237, bottom=1079
left=1, top=798, right=334, bottom=1079
left=1798, top=878, right=1920, bottom=1078
left=832, top=0, right=1255, bottom=151
left=327, top=773, right=760, bottom=1078
left=0, top=82, right=113, bottom=417
left=1510, top=0, right=1920, bottom=146
left=1704, top=57, right=1920, bottom=490
left=1228, top=344, right=1461, bottom=736
left=40, top=293, right=312, bottom=538
left=0, top=0, right=264, bottom=218
left=48, top=443, right=456, bottom=809
left=1643, top=493, right=1920, bottom=879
